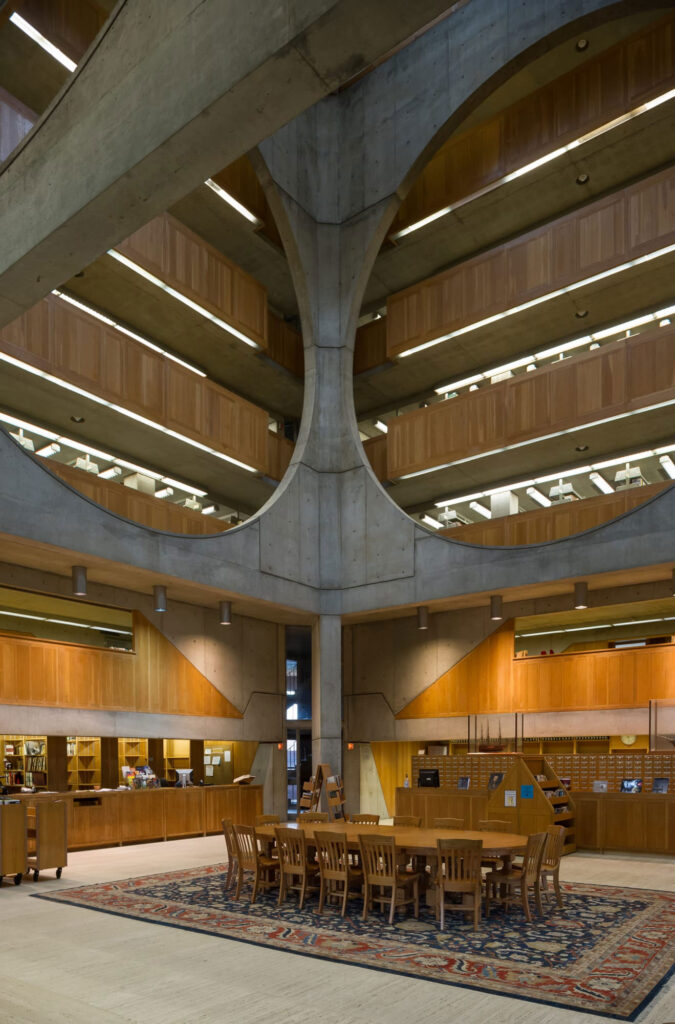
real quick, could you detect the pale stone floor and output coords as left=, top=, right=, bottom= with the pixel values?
left=0, top=837, right=673, bottom=1024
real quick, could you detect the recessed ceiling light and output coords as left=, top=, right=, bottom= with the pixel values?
left=70, top=415, right=85, bottom=423
left=575, top=310, right=588, bottom=319
left=576, top=38, right=589, bottom=52
left=575, top=444, right=589, bottom=452
left=576, top=173, right=589, bottom=185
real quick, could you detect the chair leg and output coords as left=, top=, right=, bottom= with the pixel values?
left=362, top=882, right=369, bottom=921
left=277, top=871, right=285, bottom=906
left=341, top=880, right=348, bottom=918
left=235, top=866, right=244, bottom=901
left=439, top=889, right=445, bottom=931
left=251, top=866, right=259, bottom=904
left=534, top=879, right=543, bottom=917
left=299, top=872, right=306, bottom=911
left=388, top=884, right=396, bottom=925
left=521, top=885, right=531, bottom=923
left=553, top=872, right=563, bottom=908
left=413, top=877, right=419, bottom=919
left=485, top=879, right=491, bottom=918
left=318, top=877, right=325, bottom=914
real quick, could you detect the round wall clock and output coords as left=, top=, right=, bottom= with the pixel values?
left=620, top=734, right=636, bottom=746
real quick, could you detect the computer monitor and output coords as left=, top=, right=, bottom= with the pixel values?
left=418, top=768, right=439, bottom=788
left=620, top=778, right=642, bottom=794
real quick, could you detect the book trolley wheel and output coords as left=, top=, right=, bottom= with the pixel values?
left=56, top=867, right=63, bottom=879
left=14, top=872, right=22, bottom=885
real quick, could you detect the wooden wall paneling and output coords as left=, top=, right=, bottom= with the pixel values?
left=387, top=325, right=675, bottom=479
left=441, top=483, right=670, bottom=546
left=20, top=0, right=107, bottom=62
left=390, top=16, right=675, bottom=237
left=354, top=318, right=387, bottom=375
left=0, top=88, right=35, bottom=163
left=0, top=612, right=243, bottom=718
left=211, top=156, right=284, bottom=249
left=117, top=334, right=166, bottom=421
left=232, top=741, right=259, bottom=781
left=233, top=266, right=267, bottom=345
left=165, top=361, right=203, bottom=438
left=100, top=736, right=119, bottom=788
left=190, top=740, right=205, bottom=785
left=370, top=742, right=421, bottom=816
left=267, top=312, right=303, bottom=377
left=363, top=435, right=387, bottom=481
left=165, top=787, right=204, bottom=838
left=266, top=431, right=294, bottom=483
left=120, top=790, right=166, bottom=843
left=68, top=793, right=121, bottom=848
left=574, top=794, right=602, bottom=849
left=387, top=166, right=675, bottom=359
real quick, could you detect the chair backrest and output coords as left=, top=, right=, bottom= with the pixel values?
left=477, top=819, right=510, bottom=831
left=436, top=838, right=482, bottom=883
left=255, top=814, right=280, bottom=825
left=222, top=818, right=237, bottom=860
left=543, top=824, right=566, bottom=869
left=393, top=815, right=421, bottom=827
left=349, top=814, right=380, bottom=825
left=359, top=833, right=397, bottom=883
left=432, top=817, right=463, bottom=828
left=521, top=831, right=548, bottom=884
left=232, top=824, right=257, bottom=871
left=275, top=826, right=308, bottom=868
left=314, top=830, right=349, bottom=878
left=299, top=812, right=329, bottom=822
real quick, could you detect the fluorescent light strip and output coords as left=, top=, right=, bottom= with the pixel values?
left=1, top=412, right=218, bottom=499
left=204, top=179, right=262, bottom=226
left=108, top=250, right=260, bottom=350
left=434, top=439, right=675, bottom=507
left=0, top=608, right=131, bottom=635
left=0, top=353, right=257, bottom=474
left=391, top=86, right=675, bottom=241
left=421, top=514, right=442, bottom=529
left=400, top=243, right=675, bottom=358
left=400, top=397, right=675, bottom=483
left=53, top=290, right=206, bottom=377
left=9, top=12, right=77, bottom=71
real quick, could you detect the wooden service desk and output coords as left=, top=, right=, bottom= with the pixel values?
left=15, top=785, right=261, bottom=851
left=572, top=791, right=675, bottom=854
left=395, top=787, right=488, bottom=829
left=256, top=821, right=527, bottom=862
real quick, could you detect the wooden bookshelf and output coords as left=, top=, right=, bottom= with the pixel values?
left=163, top=739, right=190, bottom=782
left=118, top=737, right=149, bottom=783
left=325, top=771, right=346, bottom=821
left=1, top=735, right=48, bottom=791
left=66, top=736, right=101, bottom=790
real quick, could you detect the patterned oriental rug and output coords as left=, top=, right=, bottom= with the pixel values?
left=35, top=865, right=674, bottom=1021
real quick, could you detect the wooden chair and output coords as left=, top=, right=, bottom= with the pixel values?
left=393, top=815, right=421, bottom=827
left=255, top=814, right=280, bottom=825
left=314, top=830, right=363, bottom=916
left=359, top=833, right=422, bottom=924
left=221, top=818, right=238, bottom=891
left=298, top=812, right=329, bottom=822
left=477, top=819, right=511, bottom=871
left=349, top=814, right=380, bottom=824
left=275, top=826, right=320, bottom=909
left=232, top=824, right=279, bottom=902
left=485, top=831, right=547, bottom=923
left=435, top=838, right=483, bottom=931
left=540, top=824, right=566, bottom=909
left=432, top=817, right=463, bottom=828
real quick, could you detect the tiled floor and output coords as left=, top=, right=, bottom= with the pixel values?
left=0, top=838, right=673, bottom=1024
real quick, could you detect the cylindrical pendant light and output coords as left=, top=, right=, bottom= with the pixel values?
left=153, top=584, right=167, bottom=613
left=574, top=581, right=588, bottom=610
left=71, top=565, right=87, bottom=596
left=417, top=605, right=429, bottom=630
left=219, top=600, right=232, bottom=626
left=490, top=594, right=503, bottom=621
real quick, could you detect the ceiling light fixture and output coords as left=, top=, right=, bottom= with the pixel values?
left=490, top=595, right=503, bottom=621
left=589, top=471, right=614, bottom=494
left=576, top=173, right=590, bottom=185
left=204, top=179, right=262, bottom=226
left=153, top=585, right=167, bottom=614
left=71, top=565, right=87, bottom=596
left=526, top=486, right=551, bottom=508
left=417, top=606, right=429, bottom=630
left=421, top=514, right=442, bottom=530
left=374, top=420, right=388, bottom=433
left=219, top=600, right=232, bottom=626
left=98, top=466, right=122, bottom=480
left=108, top=250, right=261, bottom=351
left=9, top=12, right=77, bottom=70
left=35, top=442, right=60, bottom=458
left=397, top=242, right=675, bottom=358
left=154, top=486, right=174, bottom=500
left=659, top=454, right=675, bottom=480
left=573, top=581, right=588, bottom=610
left=469, top=501, right=491, bottom=519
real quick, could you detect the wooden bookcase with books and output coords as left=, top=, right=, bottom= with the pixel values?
left=325, top=771, right=346, bottom=820
left=485, top=755, right=576, bottom=854
left=1, top=735, right=48, bottom=790
left=67, top=736, right=101, bottom=790
left=118, top=737, right=149, bottom=783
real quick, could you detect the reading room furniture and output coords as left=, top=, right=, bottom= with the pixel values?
left=314, top=829, right=363, bottom=916
left=435, top=837, right=483, bottom=931
left=359, top=832, right=423, bottom=924
left=26, top=799, right=67, bottom=881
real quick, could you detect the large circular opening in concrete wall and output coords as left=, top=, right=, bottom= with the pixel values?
left=354, top=7, right=675, bottom=546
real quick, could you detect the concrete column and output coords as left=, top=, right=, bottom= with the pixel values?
left=311, top=615, right=342, bottom=776
left=491, top=491, right=519, bottom=518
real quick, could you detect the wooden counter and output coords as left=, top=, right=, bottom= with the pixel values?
left=572, top=791, right=675, bottom=854
left=396, top=787, right=675, bottom=854
left=16, top=785, right=261, bottom=850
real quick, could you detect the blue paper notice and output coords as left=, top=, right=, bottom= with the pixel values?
left=521, top=784, right=534, bottom=799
